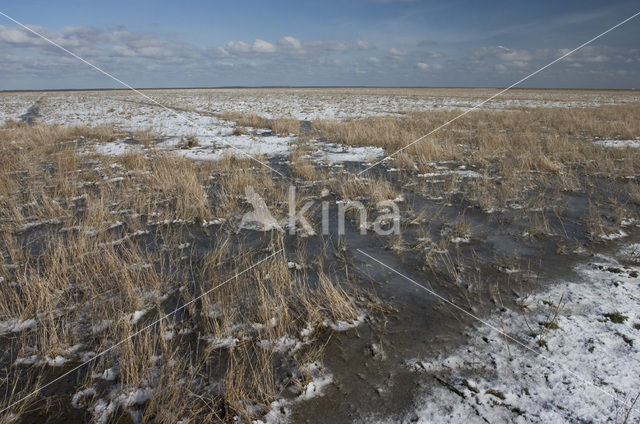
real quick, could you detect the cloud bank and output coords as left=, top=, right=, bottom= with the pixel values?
left=0, top=23, right=637, bottom=89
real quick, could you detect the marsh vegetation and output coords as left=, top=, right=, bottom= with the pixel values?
left=1, top=88, right=639, bottom=422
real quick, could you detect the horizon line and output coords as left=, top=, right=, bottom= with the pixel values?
left=1, top=85, right=638, bottom=93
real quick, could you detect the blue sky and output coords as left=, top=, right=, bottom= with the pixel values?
left=0, top=0, right=638, bottom=89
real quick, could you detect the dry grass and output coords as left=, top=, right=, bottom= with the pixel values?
left=133, top=128, right=156, bottom=147
left=270, top=117, right=300, bottom=136
left=308, top=103, right=640, bottom=239
left=332, top=173, right=398, bottom=205
left=290, top=142, right=319, bottom=181
left=311, top=104, right=640, bottom=178
left=220, top=112, right=268, bottom=129
left=220, top=112, right=300, bottom=136
left=146, top=153, right=212, bottom=222
left=0, top=121, right=375, bottom=422
left=209, top=155, right=282, bottom=218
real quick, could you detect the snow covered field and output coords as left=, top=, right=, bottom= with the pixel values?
left=0, top=89, right=394, bottom=164
left=2, top=87, right=639, bottom=125
left=2, top=88, right=638, bottom=168
left=370, top=245, right=640, bottom=423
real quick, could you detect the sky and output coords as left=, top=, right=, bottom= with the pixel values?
left=0, top=0, right=638, bottom=90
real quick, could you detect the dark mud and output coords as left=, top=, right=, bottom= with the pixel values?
left=19, top=97, right=43, bottom=125
left=285, top=171, right=640, bottom=422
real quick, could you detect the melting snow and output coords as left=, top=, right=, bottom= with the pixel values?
left=594, top=139, right=640, bottom=148
left=379, top=248, right=640, bottom=423
left=0, top=317, right=37, bottom=335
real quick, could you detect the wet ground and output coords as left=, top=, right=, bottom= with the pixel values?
left=288, top=205, right=639, bottom=422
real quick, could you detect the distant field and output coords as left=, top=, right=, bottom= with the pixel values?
left=1, top=88, right=640, bottom=423
left=3, top=87, right=640, bottom=123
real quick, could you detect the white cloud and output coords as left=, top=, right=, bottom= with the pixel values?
left=280, top=37, right=365, bottom=55
left=0, top=25, right=39, bottom=44
left=0, top=24, right=103, bottom=52
left=137, top=46, right=171, bottom=59
left=357, top=40, right=375, bottom=50
left=560, top=45, right=632, bottom=64
left=278, top=36, right=304, bottom=52
left=252, top=39, right=276, bottom=54
left=226, top=40, right=252, bottom=54
left=204, top=46, right=229, bottom=58
left=2, top=21, right=634, bottom=89
left=494, top=63, right=508, bottom=72
left=225, top=38, right=280, bottom=55
left=471, top=46, right=532, bottom=69
left=278, top=35, right=302, bottom=50
left=510, top=60, right=528, bottom=68
left=416, top=62, right=442, bottom=71
left=495, top=46, right=532, bottom=62
left=112, top=45, right=137, bottom=57
left=307, top=40, right=351, bottom=51
left=584, top=54, right=608, bottom=63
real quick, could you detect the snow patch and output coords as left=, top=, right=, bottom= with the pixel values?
left=388, top=248, right=640, bottom=423
left=594, top=139, right=640, bottom=148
